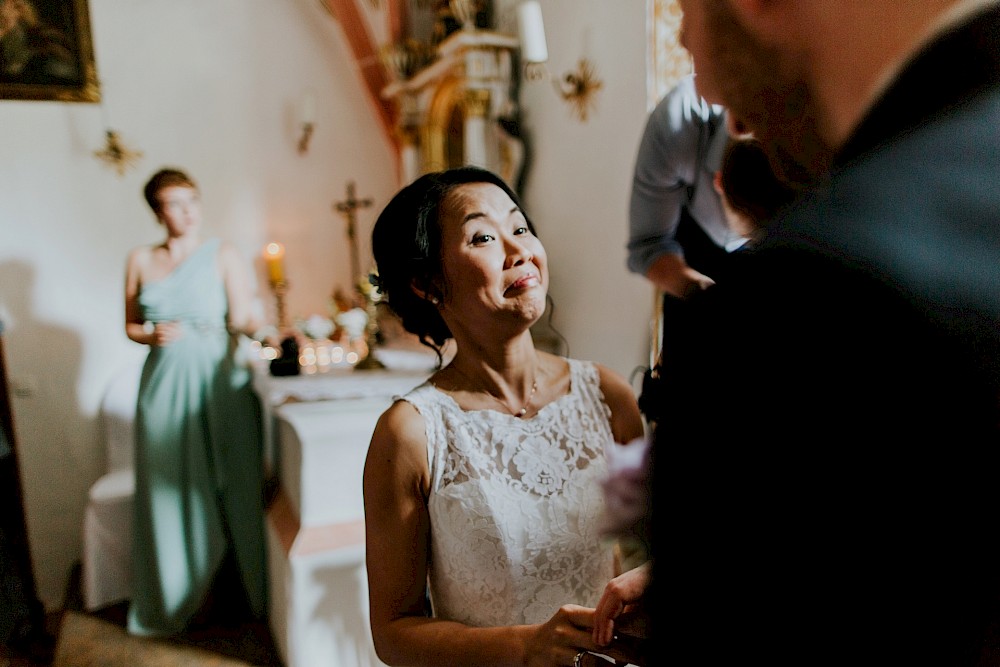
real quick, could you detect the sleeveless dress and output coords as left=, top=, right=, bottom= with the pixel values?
left=401, top=358, right=616, bottom=627
left=128, top=239, right=266, bottom=637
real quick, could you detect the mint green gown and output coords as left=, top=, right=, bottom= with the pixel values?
left=127, top=239, right=266, bottom=637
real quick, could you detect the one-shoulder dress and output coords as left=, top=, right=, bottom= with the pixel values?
left=128, top=239, right=266, bottom=637
left=400, top=358, right=616, bottom=626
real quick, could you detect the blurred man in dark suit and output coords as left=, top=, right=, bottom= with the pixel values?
left=646, top=2, right=1000, bottom=664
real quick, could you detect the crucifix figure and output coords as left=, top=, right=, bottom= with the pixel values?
left=334, top=181, right=374, bottom=291
left=333, top=181, right=384, bottom=370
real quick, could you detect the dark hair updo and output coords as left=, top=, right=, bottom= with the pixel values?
left=371, top=166, right=536, bottom=357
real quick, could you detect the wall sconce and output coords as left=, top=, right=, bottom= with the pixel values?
left=298, top=91, right=316, bottom=154
left=93, top=128, right=143, bottom=176
left=516, top=1, right=603, bottom=123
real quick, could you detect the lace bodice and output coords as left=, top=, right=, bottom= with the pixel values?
left=401, top=358, right=616, bottom=627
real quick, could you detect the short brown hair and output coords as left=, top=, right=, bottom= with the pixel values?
left=143, top=168, right=198, bottom=214
left=719, top=139, right=800, bottom=227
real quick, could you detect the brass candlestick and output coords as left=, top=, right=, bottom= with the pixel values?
left=270, top=280, right=290, bottom=331
left=353, top=274, right=384, bottom=370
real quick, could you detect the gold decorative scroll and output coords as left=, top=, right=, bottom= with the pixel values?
left=651, top=0, right=692, bottom=105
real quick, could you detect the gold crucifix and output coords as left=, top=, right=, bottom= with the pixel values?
left=334, top=181, right=374, bottom=290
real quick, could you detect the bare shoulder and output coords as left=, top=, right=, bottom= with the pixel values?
left=125, top=244, right=155, bottom=278
left=593, top=362, right=633, bottom=395
left=126, top=243, right=153, bottom=265
left=594, top=362, right=635, bottom=409
left=366, top=399, right=430, bottom=485
left=593, top=362, right=645, bottom=444
left=372, top=399, right=426, bottom=446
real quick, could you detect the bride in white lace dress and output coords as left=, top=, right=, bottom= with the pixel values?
left=364, top=167, right=646, bottom=667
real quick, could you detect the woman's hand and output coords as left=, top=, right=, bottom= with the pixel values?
left=151, top=321, right=182, bottom=346
left=524, top=605, right=633, bottom=667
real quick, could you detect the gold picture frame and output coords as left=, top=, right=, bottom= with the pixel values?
left=0, top=0, right=100, bottom=103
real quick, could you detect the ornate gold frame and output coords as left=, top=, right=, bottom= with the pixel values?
left=0, top=0, right=101, bottom=103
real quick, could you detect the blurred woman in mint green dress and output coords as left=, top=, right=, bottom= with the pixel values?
left=123, top=167, right=267, bottom=637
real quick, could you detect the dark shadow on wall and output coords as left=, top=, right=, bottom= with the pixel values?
left=0, top=259, right=85, bottom=612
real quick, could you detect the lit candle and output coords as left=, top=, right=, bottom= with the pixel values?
left=517, top=1, right=548, bottom=64
left=263, top=242, right=286, bottom=284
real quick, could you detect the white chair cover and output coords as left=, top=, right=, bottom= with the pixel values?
left=81, top=358, right=142, bottom=611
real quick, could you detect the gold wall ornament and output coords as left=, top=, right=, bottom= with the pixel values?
left=462, top=88, right=491, bottom=118
left=651, top=0, right=693, bottom=102
left=93, top=129, right=143, bottom=176
left=515, top=4, right=602, bottom=122
left=297, top=91, right=316, bottom=154
left=380, top=26, right=521, bottom=182
left=448, top=0, right=479, bottom=30
left=554, top=58, right=603, bottom=122
left=379, top=39, right=437, bottom=82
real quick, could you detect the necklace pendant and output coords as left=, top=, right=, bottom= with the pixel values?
left=516, top=407, right=527, bottom=417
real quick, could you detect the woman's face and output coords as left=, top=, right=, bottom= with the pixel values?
left=155, top=185, right=202, bottom=238
left=435, top=181, right=548, bottom=332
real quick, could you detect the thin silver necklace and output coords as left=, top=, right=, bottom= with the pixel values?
left=449, top=362, right=539, bottom=418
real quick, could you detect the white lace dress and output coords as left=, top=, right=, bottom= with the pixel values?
left=400, top=358, right=616, bottom=627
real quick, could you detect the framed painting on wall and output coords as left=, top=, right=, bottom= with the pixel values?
left=0, top=0, right=100, bottom=102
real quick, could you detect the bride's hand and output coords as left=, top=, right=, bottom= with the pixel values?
left=523, top=605, right=597, bottom=667
left=524, top=605, right=632, bottom=667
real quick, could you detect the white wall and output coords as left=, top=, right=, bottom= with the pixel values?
left=0, top=0, right=655, bottom=609
left=498, top=0, right=654, bottom=383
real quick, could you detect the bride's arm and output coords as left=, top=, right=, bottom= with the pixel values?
left=363, top=401, right=530, bottom=666
left=595, top=364, right=645, bottom=445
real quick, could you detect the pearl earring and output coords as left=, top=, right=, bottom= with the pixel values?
left=430, top=296, right=439, bottom=305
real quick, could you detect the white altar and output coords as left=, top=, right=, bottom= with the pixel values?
left=254, top=363, right=432, bottom=667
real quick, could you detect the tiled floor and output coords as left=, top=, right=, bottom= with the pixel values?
left=55, top=604, right=282, bottom=667
left=2, top=563, right=283, bottom=667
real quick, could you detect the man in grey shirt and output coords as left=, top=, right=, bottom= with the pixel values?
left=627, top=74, right=742, bottom=300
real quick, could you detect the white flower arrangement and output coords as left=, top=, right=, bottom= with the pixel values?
left=335, top=307, right=369, bottom=340
left=299, top=314, right=335, bottom=340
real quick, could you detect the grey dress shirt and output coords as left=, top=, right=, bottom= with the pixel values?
left=626, top=75, right=740, bottom=277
